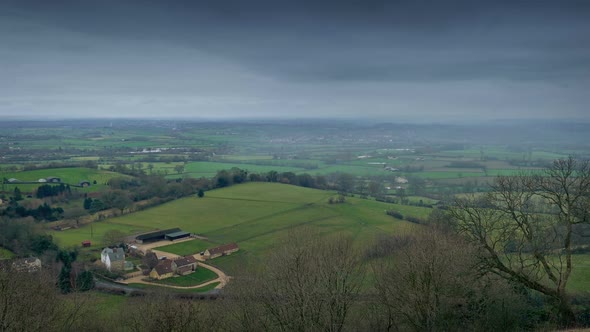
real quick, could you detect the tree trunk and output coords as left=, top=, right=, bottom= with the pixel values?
left=554, top=295, right=577, bottom=328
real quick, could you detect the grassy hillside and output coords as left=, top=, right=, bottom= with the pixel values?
left=52, top=182, right=426, bottom=271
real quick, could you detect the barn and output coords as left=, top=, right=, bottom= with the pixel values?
left=135, top=228, right=182, bottom=244
left=203, top=243, right=239, bottom=260
left=165, top=231, right=191, bottom=241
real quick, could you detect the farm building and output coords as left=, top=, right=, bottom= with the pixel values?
left=204, top=243, right=239, bottom=259
left=149, top=255, right=199, bottom=279
left=150, top=260, right=175, bottom=280
left=46, top=177, right=61, bottom=183
left=165, top=231, right=191, bottom=241
left=174, top=255, right=198, bottom=275
left=81, top=240, right=91, bottom=247
left=7, top=178, right=20, bottom=183
left=100, top=247, right=125, bottom=271
left=79, top=180, right=91, bottom=187
left=38, top=178, right=47, bottom=183
left=135, top=228, right=182, bottom=244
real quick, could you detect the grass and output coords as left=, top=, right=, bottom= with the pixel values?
left=154, top=239, right=214, bottom=256
left=0, top=247, right=15, bottom=260
left=1, top=167, right=130, bottom=193
left=2, top=167, right=127, bottom=185
left=53, top=182, right=427, bottom=272
left=51, top=221, right=153, bottom=248
left=86, top=291, right=129, bottom=319
left=152, top=268, right=218, bottom=287
left=568, top=254, right=590, bottom=293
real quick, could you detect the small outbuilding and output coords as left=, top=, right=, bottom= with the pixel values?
left=79, top=180, right=91, bottom=187
left=174, top=255, right=198, bottom=275
left=204, top=243, right=239, bottom=260
left=81, top=240, right=91, bottom=247
left=46, top=177, right=61, bottom=183
left=38, top=178, right=47, bottom=183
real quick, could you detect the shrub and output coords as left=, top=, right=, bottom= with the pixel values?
left=386, top=210, right=403, bottom=219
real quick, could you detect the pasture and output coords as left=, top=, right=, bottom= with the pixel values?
left=51, top=182, right=426, bottom=272
left=1, top=167, right=128, bottom=193
left=0, top=247, right=15, bottom=259
left=155, top=240, right=213, bottom=256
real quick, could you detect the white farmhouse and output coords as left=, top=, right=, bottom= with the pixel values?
left=100, top=247, right=125, bottom=271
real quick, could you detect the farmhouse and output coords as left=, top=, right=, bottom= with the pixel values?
left=46, top=177, right=61, bottom=183
left=149, top=259, right=175, bottom=280
left=12, top=257, right=42, bottom=273
left=174, top=255, right=198, bottom=275
left=135, top=228, right=182, bottom=244
left=204, top=243, right=239, bottom=259
left=149, top=255, right=199, bottom=279
left=100, top=247, right=125, bottom=271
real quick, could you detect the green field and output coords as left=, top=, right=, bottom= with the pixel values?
left=152, top=268, right=218, bottom=287
left=569, top=255, right=590, bottom=293
left=52, top=182, right=425, bottom=272
left=1, top=167, right=129, bottom=193
left=0, top=247, right=15, bottom=259
left=52, top=221, right=153, bottom=248
left=155, top=239, right=214, bottom=256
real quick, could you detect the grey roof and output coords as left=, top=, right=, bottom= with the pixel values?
left=166, top=231, right=190, bottom=238
left=107, top=248, right=125, bottom=262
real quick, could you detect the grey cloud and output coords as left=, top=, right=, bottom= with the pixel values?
left=0, top=0, right=588, bottom=120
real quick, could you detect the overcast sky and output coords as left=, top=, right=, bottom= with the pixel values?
left=1, top=0, right=589, bottom=121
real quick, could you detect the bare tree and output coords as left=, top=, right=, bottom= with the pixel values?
left=102, top=229, right=127, bottom=247
left=226, top=228, right=364, bottom=332
left=371, top=228, right=529, bottom=332
left=121, top=292, right=220, bottom=332
left=449, top=157, right=590, bottom=326
left=0, top=267, right=91, bottom=332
